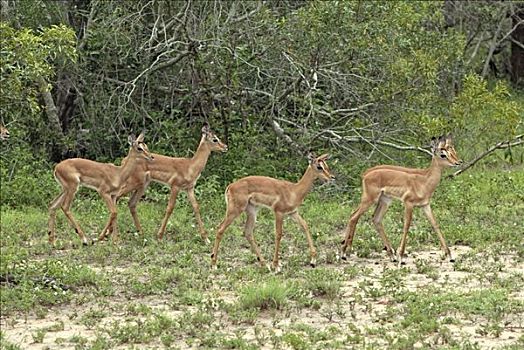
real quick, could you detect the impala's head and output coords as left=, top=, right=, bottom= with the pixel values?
left=128, top=132, right=154, bottom=161
left=202, top=123, right=228, bottom=153
left=431, top=134, right=462, bottom=167
left=0, top=125, right=9, bottom=141
left=308, top=152, right=335, bottom=183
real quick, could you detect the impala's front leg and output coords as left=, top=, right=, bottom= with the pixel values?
left=422, top=204, right=453, bottom=262
left=272, top=212, right=284, bottom=272
left=98, top=193, right=119, bottom=243
left=128, top=187, right=147, bottom=236
left=397, top=204, right=413, bottom=265
left=187, top=188, right=209, bottom=243
left=157, top=187, right=179, bottom=240
left=291, top=212, right=317, bottom=267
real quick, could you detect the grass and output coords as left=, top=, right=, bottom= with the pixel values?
left=0, top=168, right=523, bottom=348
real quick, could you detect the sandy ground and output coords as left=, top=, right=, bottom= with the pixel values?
left=1, top=245, right=523, bottom=349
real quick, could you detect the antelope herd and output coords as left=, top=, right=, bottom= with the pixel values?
left=1, top=123, right=463, bottom=270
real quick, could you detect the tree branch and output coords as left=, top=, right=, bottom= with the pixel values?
left=271, top=119, right=307, bottom=154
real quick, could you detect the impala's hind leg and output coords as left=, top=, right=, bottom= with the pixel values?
left=244, top=204, right=265, bottom=267
left=48, top=191, right=65, bottom=245
left=340, top=198, right=374, bottom=260
left=60, top=187, right=88, bottom=245
left=372, top=195, right=395, bottom=261
left=211, top=191, right=246, bottom=269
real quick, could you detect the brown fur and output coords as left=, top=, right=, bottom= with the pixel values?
left=48, top=133, right=153, bottom=245
left=118, top=124, right=228, bottom=241
left=341, top=135, right=462, bottom=263
left=211, top=153, right=334, bottom=271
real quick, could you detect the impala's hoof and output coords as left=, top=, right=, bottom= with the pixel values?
left=310, top=262, right=316, bottom=268
left=449, top=258, right=455, bottom=263
left=82, top=241, right=89, bottom=247
left=340, top=255, right=347, bottom=261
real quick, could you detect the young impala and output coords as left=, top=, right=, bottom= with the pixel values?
left=117, top=123, right=228, bottom=242
left=48, top=133, right=153, bottom=245
left=211, top=152, right=335, bottom=272
left=340, top=134, right=462, bottom=264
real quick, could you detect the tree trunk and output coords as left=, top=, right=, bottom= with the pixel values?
left=39, top=78, right=67, bottom=160
left=510, top=4, right=524, bottom=86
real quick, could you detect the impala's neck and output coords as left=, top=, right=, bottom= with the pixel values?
left=424, top=156, right=445, bottom=195
left=118, top=149, right=140, bottom=186
left=293, top=166, right=318, bottom=204
left=190, top=136, right=212, bottom=176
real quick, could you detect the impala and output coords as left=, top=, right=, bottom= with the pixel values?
left=340, top=134, right=462, bottom=264
left=0, top=125, right=9, bottom=140
left=118, top=123, right=228, bottom=242
left=211, top=152, right=335, bottom=272
left=48, top=133, right=153, bottom=245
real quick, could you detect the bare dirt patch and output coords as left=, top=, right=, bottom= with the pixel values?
left=1, top=245, right=523, bottom=349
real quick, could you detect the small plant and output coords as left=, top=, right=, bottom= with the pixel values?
left=414, top=259, right=439, bottom=280
left=303, top=268, right=342, bottom=300
left=31, top=329, right=46, bottom=344
left=238, top=278, right=289, bottom=310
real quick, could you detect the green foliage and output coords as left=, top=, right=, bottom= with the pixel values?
left=450, top=74, right=522, bottom=154
left=0, top=21, right=76, bottom=121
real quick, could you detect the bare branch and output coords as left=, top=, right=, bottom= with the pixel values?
left=373, top=140, right=433, bottom=156
left=271, top=119, right=306, bottom=154
left=482, top=8, right=506, bottom=78
left=510, top=36, right=524, bottom=50
left=229, top=2, right=263, bottom=24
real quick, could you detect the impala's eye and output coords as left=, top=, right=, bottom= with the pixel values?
left=316, top=165, right=323, bottom=170
left=440, top=153, right=446, bottom=159
left=213, top=139, right=218, bottom=143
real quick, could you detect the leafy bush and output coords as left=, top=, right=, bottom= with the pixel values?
left=0, top=143, right=56, bottom=209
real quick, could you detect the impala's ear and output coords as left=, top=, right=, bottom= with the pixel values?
left=136, top=132, right=145, bottom=143
left=307, top=151, right=317, bottom=164
left=430, top=137, right=438, bottom=154
left=439, top=134, right=449, bottom=149
left=201, top=123, right=210, bottom=134
left=318, top=153, right=330, bottom=161
left=445, top=133, right=453, bottom=146
left=128, top=135, right=136, bottom=145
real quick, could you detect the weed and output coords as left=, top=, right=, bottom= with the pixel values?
left=31, top=329, right=46, bottom=343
